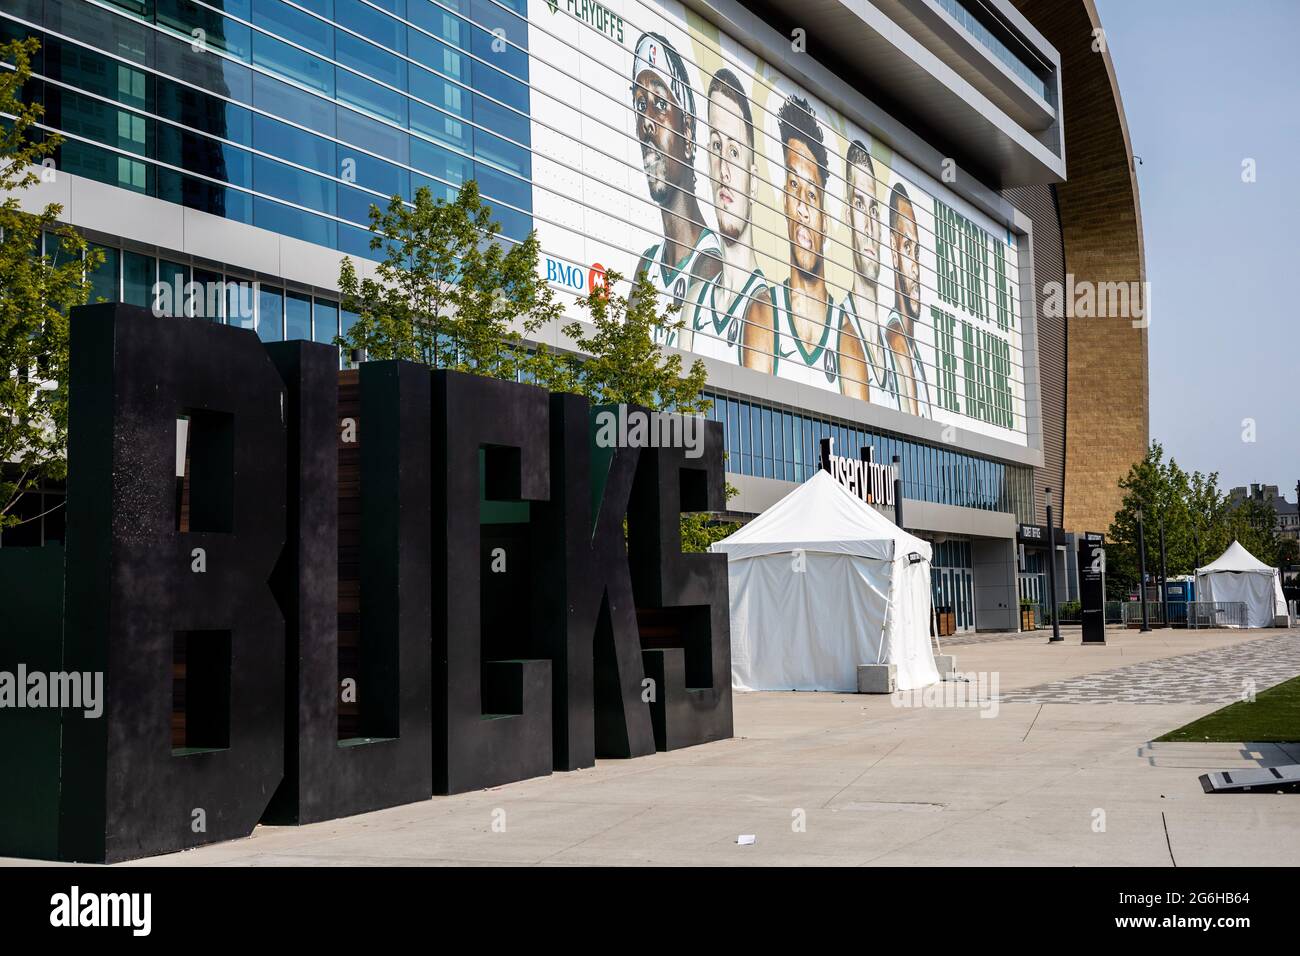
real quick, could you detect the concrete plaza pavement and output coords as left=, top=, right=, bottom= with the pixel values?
left=13, top=626, right=1300, bottom=867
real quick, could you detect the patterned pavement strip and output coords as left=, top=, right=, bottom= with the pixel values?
left=998, top=632, right=1300, bottom=705
left=939, top=629, right=1047, bottom=647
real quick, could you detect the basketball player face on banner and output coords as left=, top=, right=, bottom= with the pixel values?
left=633, top=55, right=693, bottom=210
left=887, top=183, right=926, bottom=415
left=705, top=68, right=772, bottom=372
left=782, top=126, right=827, bottom=283
left=838, top=141, right=887, bottom=402
left=630, top=31, right=720, bottom=345
left=847, top=146, right=883, bottom=290
left=890, top=185, right=922, bottom=328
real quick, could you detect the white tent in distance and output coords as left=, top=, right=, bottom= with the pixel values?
left=1195, top=540, right=1289, bottom=628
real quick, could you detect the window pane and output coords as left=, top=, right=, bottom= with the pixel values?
left=253, top=196, right=336, bottom=246
left=285, top=291, right=312, bottom=340
left=227, top=278, right=256, bottom=329
left=158, top=259, right=190, bottom=316
left=469, top=18, right=525, bottom=82
left=772, top=408, right=784, bottom=479
left=158, top=77, right=252, bottom=143
left=408, top=0, right=466, bottom=46
left=337, top=106, right=408, bottom=163
left=253, top=113, right=334, bottom=175
left=473, top=161, right=529, bottom=215
left=251, top=0, right=332, bottom=57
left=337, top=69, right=407, bottom=125
left=408, top=31, right=467, bottom=84
left=251, top=72, right=334, bottom=137
left=254, top=155, right=335, bottom=214
left=336, top=32, right=405, bottom=89
left=87, top=244, right=120, bottom=303
left=474, top=127, right=529, bottom=177
left=157, top=125, right=253, bottom=185
left=122, top=251, right=154, bottom=307
left=251, top=32, right=334, bottom=96
left=336, top=0, right=405, bottom=54
left=157, top=0, right=251, bottom=60
left=193, top=268, right=224, bottom=320
left=258, top=285, right=284, bottom=341
left=313, top=298, right=339, bottom=345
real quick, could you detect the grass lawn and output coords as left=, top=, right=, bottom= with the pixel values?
left=1158, top=674, right=1300, bottom=743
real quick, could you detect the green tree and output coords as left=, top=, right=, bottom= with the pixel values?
left=1230, top=497, right=1283, bottom=566
left=559, top=269, right=710, bottom=414
left=0, top=37, right=102, bottom=531
left=1102, top=442, right=1293, bottom=599
left=336, top=181, right=565, bottom=382
left=1105, top=442, right=1225, bottom=599
left=560, top=269, right=737, bottom=552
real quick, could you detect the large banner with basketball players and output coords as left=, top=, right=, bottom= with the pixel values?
left=526, top=0, right=1027, bottom=445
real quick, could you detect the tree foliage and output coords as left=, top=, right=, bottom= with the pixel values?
left=557, top=270, right=737, bottom=551
left=0, top=37, right=101, bottom=530
left=336, top=188, right=738, bottom=550
left=1105, top=442, right=1289, bottom=598
left=336, top=182, right=565, bottom=382
left=558, top=268, right=710, bottom=415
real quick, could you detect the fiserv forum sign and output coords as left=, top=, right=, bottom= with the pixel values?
left=0, top=304, right=732, bottom=863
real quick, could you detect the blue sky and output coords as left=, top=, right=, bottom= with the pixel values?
left=1093, top=0, right=1299, bottom=502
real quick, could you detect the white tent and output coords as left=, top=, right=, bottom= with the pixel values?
left=710, top=471, right=940, bottom=692
left=1195, top=540, right=1288, bottom=628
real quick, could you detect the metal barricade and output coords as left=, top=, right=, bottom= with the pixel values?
left=1121, top=601, right=1166, bottom=627
left=1184, top=601, right=1247, bottom=629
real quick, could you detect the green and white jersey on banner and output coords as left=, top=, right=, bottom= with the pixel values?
left=881, top=308, right=933, bottom=418
left=690, top=267, right=766, bottom=364
left=641, top=228, right=722, bottom=349
left=771, top=280, right=839, bottom=387
left=837, top=291, right=899, bottom=410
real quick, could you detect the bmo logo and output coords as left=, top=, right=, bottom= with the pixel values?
left=546, top=257, right=584, bottom=290
left=545, top=257, right=609, bottom=295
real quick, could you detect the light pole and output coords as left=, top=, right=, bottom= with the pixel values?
left=1136, top=504, right=1151, bottom=632
left=1046, top=487, right=1062, bottom=643
left=1158, top=510, right=1169, bottom=628
left=892, top=455, right=904, bottom=529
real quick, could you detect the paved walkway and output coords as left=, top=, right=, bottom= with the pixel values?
left=936, top=628, right=1045, bottom=647
left=1001, top=631, right=1300, bottom=705
left=6, top=627, right=1298, bottom=867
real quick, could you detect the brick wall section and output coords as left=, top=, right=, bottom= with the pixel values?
left=1004, top=183, right=1066, bottom=527
left=1015, top=0, right=1150, bottom=536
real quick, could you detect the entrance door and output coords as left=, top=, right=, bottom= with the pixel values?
left=932, top=567, right=976, bottom=634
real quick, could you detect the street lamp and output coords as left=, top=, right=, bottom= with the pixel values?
left=1045, top=487, right=1062, bottom=643
left=1136, top=504, right=1151, bottom=632
left=1158, top=509, right=1169, bottom=628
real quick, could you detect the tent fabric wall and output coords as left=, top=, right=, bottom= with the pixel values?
left=713, top=472, right=940, bottom=693
left=727, top=551, right=893, bottom=692
left=887, top=555, right=937, bottom=688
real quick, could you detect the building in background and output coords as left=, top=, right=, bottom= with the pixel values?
left=4, top=0, right=1147, bottom=631
left=1229, top=484, right=1300, bottom=543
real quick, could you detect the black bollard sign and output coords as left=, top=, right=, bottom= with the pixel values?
left=1079, top=533, right=1106, bottom=644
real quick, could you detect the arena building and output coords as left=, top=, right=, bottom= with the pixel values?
left=3, top=0, right=1147, bottom=632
